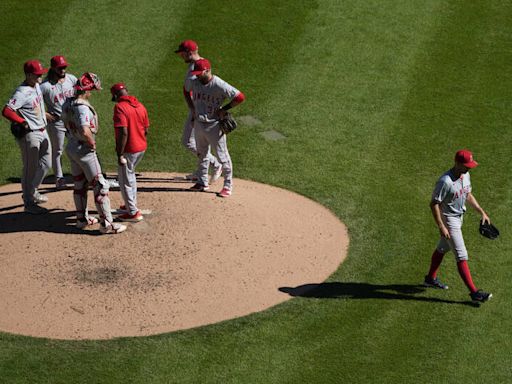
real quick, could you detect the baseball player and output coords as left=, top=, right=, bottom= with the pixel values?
left=175, top=40, right=222, bottom=183
left=424, top=149, right=492, bottom=303
left=40, top=55, right=78, bottom=189
left=184, top=58, right=245, bottom=197
left=61, top=72, right=126, bottom=234
left=111, top=82, right=149, bottom=222
left=2, top=60, right=52, bottom=214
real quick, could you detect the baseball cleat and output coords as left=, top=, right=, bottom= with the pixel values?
left=190, top=183, right=209, bottom=192
left=106, top=179, right=120, bottom=188
left=33, top=192, right=48, bottom=204
left=117, top=210, right=144, bottom=222
left=423, top=275, right=449, bottom=290
left=218, top=187, right=232, bottom=198
left=470, top=290, right=492, bottom=303
left=184, top=173, right=199, bottom=181
left=76, top=216, right=99, bottom=229
left=55, top=178, right=67, bottom=189
left=24, top=204, right=48, bottom=215
left=100, top=223, right=127, bottom=235
left=210, top=165, right=223, bottom=184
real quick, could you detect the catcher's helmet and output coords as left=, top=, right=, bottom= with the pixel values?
left=75, top=72, right=102, bottom=91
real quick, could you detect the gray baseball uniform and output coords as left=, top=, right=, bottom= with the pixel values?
left=62, top=97, right=114, bottom=226
left=185, top=75, right=239, bottom=189
left=182, top=62, right=220, bottom=173
left=432, top=170, right=472, bottom=260
left=6, top=82, right=51, bottom=206
left=40, top=73, right=77, bottom=180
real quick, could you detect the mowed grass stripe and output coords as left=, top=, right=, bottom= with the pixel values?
left=0, top=0, right=72, bottom=184
left=0, top=0, right=193, bottom=182
left=361, top=2, right=512, bottom=382
left=145, top=0, right=318, bottom=173
left=1, top=2, right=512, bottom=384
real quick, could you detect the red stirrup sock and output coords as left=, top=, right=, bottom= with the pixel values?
left=457, top=260, right=477, bottom=293
left=427, top=250, right=445, bottom=279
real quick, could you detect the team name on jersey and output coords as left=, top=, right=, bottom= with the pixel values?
left=52, top=88, right=75, bottom=104
left=32, top=93, right=44, bottom=109
left=452, top=184, right=470, bottom=200
left=193, top=92, right=223, bottom=106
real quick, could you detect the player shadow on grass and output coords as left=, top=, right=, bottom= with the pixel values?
left=0, top=209, right=103, bottom=236
left=279, top=282, right=475, bottom=306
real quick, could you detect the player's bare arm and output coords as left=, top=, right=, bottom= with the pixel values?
left=115, top=126, right=128, bottom=164
left=466, top=192, right=490, bottom=224
left=45, top=112, right=57, bottom=123
left=430, top=200, right=450, bottom=239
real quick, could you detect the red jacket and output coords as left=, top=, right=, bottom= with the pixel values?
left=113, top=95, right=149, bottom=153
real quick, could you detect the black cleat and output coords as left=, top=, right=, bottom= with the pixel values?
left=423, top=275, right=449, bottom=290
left=470, top=290, right=492, bottom=303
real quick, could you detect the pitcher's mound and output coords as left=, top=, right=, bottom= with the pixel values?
left=0, top=173, right=349, bottom=340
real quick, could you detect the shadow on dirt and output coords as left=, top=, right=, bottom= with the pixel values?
left=0, top=209, right=101, bottom=235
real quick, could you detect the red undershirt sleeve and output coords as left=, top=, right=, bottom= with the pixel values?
left=2, top=106, right=25, bottom=124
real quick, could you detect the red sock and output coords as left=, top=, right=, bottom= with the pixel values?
left=457, top=260, right=477, bottom=293
left=427, top=250, right=445, bottom=278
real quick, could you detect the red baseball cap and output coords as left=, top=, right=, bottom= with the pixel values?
left=175, top=40, right=198, bottom=53
left=190, top=58, right=211, bottom=76
left=75, top=72, right=102, bottom=91
left=455, top=149, right=478, bottom=168
left=24, top=60, right=48, bottom=76
left=50, top=55, right=69, bottom=68
left=110, top=82, right=126, bottom=101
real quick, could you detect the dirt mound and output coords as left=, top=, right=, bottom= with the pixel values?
left=0, top=173, right=349, bottom=340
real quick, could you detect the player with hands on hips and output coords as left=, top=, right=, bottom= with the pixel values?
left=175, top=40, right=222, bottom=182
left=40, top=55, right=78, bottom=189
left=424, top=149, right=492, bottom=303
left=2, top=60, right=52, bottom=214
left=111, top=82, right=149, bottom=222
left=185, top=58, right=245, bottom=197
left=61, top=72, right=126, bottom=234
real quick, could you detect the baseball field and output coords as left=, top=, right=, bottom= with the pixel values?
left=1, top=0, right=512, bottom=383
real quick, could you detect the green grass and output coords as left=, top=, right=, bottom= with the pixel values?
left=1, top=0, right=512, bottom=383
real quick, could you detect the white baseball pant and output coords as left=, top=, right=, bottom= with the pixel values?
left=118, top=151, right=145, bottom=215
left=183, top=112, right=221, bottom=171
left=47, top=123, right=67, bottom=180
left=436, top=215, right=469, bottom=261
left=194, top=122, right=232, bottom=189
left=17, top=129, right=51, bottom=206
left=65, top=141, right=114, bottom=226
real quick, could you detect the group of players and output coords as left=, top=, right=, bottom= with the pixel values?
left=2, top=41, right=491, bottom=303
left=2, top=39, right=245, bottom=234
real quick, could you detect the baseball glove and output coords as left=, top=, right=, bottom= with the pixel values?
left=479, top=220, right=499, bottom=240
left=10, top=122, right=29, bottom=139
left=219, top=112, right=237, bottom=135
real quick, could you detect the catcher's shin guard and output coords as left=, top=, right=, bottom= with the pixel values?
left=73, top=173, right=88, bottom=219
left=93, top=175, right=113, bottom=224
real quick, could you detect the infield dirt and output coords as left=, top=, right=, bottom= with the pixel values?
left=0, top=173, right=349, bottom=340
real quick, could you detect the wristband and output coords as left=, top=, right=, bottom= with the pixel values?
left=220, top=103, right=232, bottom=111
